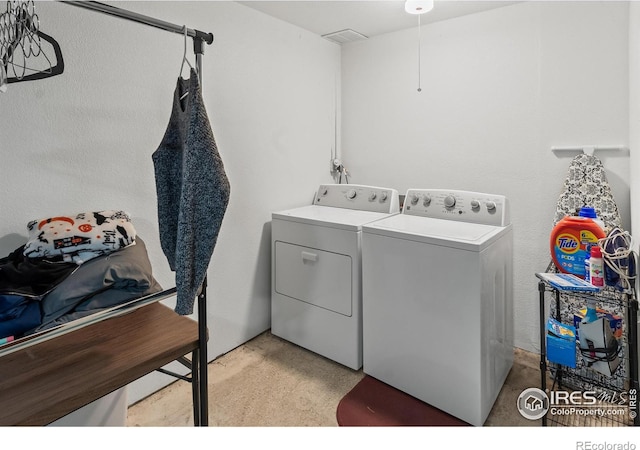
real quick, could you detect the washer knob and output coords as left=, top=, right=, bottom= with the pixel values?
left=380, top=192, right=388, bottom=202
left=410, top=194, right=419, bottom=205
left=444, top=195, right=456, bottom=208
left=369, top=192, right=377, bottom=201
left=470, top=200, right=481, bottom=211
left=486, top=201, right=497, bottom=212
left=346, top=189, right=357, bottom=200
left=423, top=195, right=431, bottom=207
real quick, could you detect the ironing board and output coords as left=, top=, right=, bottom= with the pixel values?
left=552, top=153, right=622, bottom=230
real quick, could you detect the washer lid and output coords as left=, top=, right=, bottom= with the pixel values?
left=272, top=205, right=395, bottom=231
left=362, top=214, right=511, bottom=251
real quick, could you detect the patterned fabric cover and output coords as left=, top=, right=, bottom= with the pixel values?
left=552, top=154, right=622, bottom=230
left=23, top=210, right=136, bottom=264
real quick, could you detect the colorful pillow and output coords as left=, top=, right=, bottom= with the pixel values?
left=23, top=210, right=136, bottom=264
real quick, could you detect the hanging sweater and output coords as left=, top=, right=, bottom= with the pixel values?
left=153, top=68, right=230, bottom=315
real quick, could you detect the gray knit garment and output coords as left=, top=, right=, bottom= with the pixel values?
left=153, top=68, right=230, bottom=315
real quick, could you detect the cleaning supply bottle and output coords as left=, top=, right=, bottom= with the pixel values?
left=589, top=244, right=605, bottom=288
left=582, top=243, right=602, bottom=325
left=582, top=297, right=599, bottom=324
left=578, top=206, right=606, bottom=234
left=584, top=246, right=591, bottom=284
left=550, top=215, right=606, bottom=278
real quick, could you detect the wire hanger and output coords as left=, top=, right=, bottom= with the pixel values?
left=1, top=1, right=64, bottom=85
left=179, top=25, right=195, bottom=101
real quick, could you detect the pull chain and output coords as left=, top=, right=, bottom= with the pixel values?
left=417, top=14, right=422, bottom=93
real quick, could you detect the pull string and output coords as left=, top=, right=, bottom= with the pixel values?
left=417, top=14, right=422, bottom=93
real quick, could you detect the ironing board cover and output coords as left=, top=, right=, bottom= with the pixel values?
left=552, top=154, right=622, bottom=230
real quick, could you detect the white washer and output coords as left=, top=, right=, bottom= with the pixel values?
left=361, top=189, right=513, bottom=426
left=271, top=184, right=399, bottom=370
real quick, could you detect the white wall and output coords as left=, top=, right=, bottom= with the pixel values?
left=0, top=1, right=339, bottom=403
left=342, top=1, right=630, bottom=353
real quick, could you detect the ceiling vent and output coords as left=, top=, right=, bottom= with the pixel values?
left=322, top=29, right=368, bottom=45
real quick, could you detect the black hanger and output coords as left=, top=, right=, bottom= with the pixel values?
left=3, top=29, right=64, bottom=83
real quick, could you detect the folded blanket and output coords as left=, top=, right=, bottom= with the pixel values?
left=23, top=210, right=136, bottom=264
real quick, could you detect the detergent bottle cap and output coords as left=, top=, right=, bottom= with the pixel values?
left=579, top=206, right=597, bottom=219
left=590, top=245, right=602, bottom=258
left=578, top=207, right=606, bottom=234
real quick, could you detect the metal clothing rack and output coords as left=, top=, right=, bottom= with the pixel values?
left=59, top=0, right=215, bottom=427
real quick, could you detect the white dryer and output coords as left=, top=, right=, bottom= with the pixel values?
left=361, top=189, right=513, bottom=426
left=271, top=184, right=399, bottom=370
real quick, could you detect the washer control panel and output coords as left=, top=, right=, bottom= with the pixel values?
left=403, top=189, right=509, bottom=226
left=314, top=184, right=400, bottom=213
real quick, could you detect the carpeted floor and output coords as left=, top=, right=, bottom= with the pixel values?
left=127, top=331, right=542, bottom=427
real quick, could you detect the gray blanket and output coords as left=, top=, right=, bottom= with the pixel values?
left=34, top=236, right=162, bottom=332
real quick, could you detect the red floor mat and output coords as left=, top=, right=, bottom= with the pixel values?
left=336, top=375, right=470, bottom=426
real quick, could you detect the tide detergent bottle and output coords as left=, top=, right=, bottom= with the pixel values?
left=550, top=214, right=606, bottom=278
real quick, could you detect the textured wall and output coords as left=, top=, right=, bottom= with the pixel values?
left=341, top=1, right=630, bottom=353
left=0, top=1, right=340, bottom=403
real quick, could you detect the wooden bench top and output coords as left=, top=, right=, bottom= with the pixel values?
left=0, top=302, right=199, bottom=426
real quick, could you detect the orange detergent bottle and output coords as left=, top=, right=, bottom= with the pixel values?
left=550, top=216, right=606, bottom=278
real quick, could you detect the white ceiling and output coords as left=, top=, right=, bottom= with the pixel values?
left=238, top=1, right=520, bottom=40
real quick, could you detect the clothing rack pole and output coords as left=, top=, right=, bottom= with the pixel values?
left=194, top=43, right=209, bottom=427
left=59, top=1, right=214, bottom=45
left=60, top=0, right=214, bottom=427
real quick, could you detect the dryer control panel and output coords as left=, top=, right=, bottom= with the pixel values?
left=314, top=184, right=400, bottom=214
left=403, top=189, right=510, bottom=226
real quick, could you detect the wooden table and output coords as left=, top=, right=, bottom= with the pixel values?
left=0, top=302, right=203, bottom=426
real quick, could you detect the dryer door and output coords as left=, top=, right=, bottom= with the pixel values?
left=274, top=241, right=352, bottom=316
